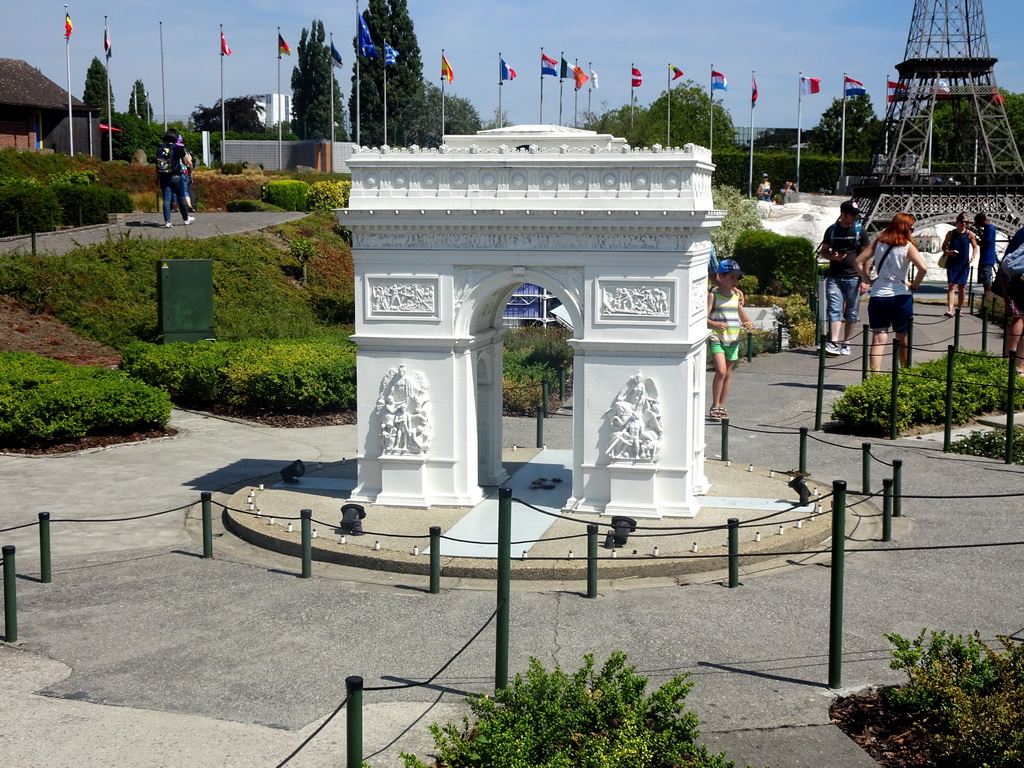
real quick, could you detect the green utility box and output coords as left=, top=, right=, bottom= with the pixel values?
left=157, top=259, right=214, bottom=343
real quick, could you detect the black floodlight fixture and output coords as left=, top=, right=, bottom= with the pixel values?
left=604, top=516, right=638, bottom=549
left=340, top=503, right=367, bottom=536
left=788, top=475, right=811, bottom=506
left=281, top=459, right=306, bottom=484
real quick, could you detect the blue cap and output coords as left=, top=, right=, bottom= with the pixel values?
left=716, top=259, right=742, bottom=275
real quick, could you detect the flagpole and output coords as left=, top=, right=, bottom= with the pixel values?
left=161, top=22, right=168, bottom=132
left=383, top=40, right=389, bottom=145
left=539, top=48, right=545, bottom=124
left=748, top=71, right=755, bottom=198
left=573, top=58, right=579, bottom=127
left=355, top=2, right=361, bottom=146
left=797, top=71, right=803, bottom=191
left=440, top=48, right=446, bottom=140
left=65, top=5, right=73, bottom=156
left=330, top=33, right=336, bottom=148
left=277, top=27, right=283, bottom=167
left=630, top=62, right=635, bottom=130
left=587, top=61, right=592, bottom=120
left=666, top=64, right=671, bottom=146
left=498, top=52, right=503, bottom=129
left=105, top=17, right=112, bottom=161
left=219, top=24, right=224, bottom=157
left=709, top=65, right=714, bottom=154
left=840, top=71, right=847, bottom=185
left=558, top=52, right=564, bottom=127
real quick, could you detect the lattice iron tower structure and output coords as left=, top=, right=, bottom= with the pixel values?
left=854, top=0, right=1024, bottom=235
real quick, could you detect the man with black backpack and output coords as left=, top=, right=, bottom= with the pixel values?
left=155, top=130, right=195, bottom=228
left=818, top=200, right=871, bottom=355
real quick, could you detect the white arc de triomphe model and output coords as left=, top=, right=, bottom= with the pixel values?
left=337, top=125, right=721, bottom=517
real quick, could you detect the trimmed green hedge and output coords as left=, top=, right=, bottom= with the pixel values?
left=52, top=184, right=133, bottom=226
left=121, top=339, right=357, bottom=412
left=262, top=180, right=310, bottom=212
left=0, top=352, right=171, bottom=445
left=0, top=181, right=61, bottom=236
left=831, top=350, right=1023, bottom=436
left=306, top=180, right=351, bottom=211
left=733, top=230, right=818, bottom=296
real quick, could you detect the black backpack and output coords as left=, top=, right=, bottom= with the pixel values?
left=155, top=144, right=174, bottom=175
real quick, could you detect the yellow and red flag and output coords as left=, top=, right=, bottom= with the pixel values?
left=441, top=55, right=454, bottom=83
left=64, top=12, right=73, bottom=38
left=278, top=34, right=291, bottom=56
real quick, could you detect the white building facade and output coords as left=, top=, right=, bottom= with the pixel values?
left=337, top=125, right=721, bottom=517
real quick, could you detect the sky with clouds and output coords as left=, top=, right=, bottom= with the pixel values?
left=4, top=1, right=1022, bottom=139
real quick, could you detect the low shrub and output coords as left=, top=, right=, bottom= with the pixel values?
left=226, top=199, right=286, bottom=212
left=305, top=180, right=351, bottom=211
left=401, top=651, right=734, bottom=768
left=220, top=163, right=244, bottom=175
left=734, top=229, right=818, bottom=296
left=948, top=425, right=1024, bottom=463
left=882, top=629, right=1024, bottom=767
left=0, top=180, right=61, bottom=236
left=502, top=327, right=573, bottom=415
left=52, top=184, right=134, bottom=226
left=0, top=351, right=171, bottom=445
left=262, top=180, right=310, bottom=211
left=831, top=350, right=1023, bottom=436
left=47, top=169, right=99, bottom=186
left=122, top=339, right=357, bottom=412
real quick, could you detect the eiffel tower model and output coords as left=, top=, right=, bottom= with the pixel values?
left=854, top=0, right=1024, bottom=235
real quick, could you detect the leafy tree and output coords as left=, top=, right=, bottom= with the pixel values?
left=290, top=20, right=348, bottom=141
left=405, top=82, right=480, bottom=146
left=190, top=97, right=267, bottom=133
left=808, top=94, right=883, bottom=157
left=480, top=106, right=510, bottom=131
left=110, top=112, right=164, bottom=162
left=349, top=0, right=424, bottom=146
left=1000, top=90, right=1024, bottom=156
left=128, top=80, right=154, bottom=122
left=82, top=57, right=114, bottom=123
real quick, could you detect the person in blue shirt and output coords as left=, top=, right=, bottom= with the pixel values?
left=974, top=213, right=998, bottom=301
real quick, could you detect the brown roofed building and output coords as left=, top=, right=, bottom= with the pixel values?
left=0, top=58, right=100, bottom=156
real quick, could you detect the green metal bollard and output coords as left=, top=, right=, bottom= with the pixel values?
left=968, top=266, right=975, bottom=314
left=558, top=366, right=567, bottom=401
left=429, top=525, right=441, bottom=594
left=892, top=459, right=903, bottom=518
left=906, top=318, right=914, bottom=368
left=77, top=207, right=83, bottom=228
left=3, top=545, right=16, bottom=643
left=201, top=492, right=213, bottom=559
left=861, top=443, right=871, bottom=494
left=721, top=417, right=730, bottom=463
left=496, top=488, right=512, bottom=689
left=828, top=480, right=847, bottom=689
left=777, top=323, right=784, bottom=352
left=727, top=518, right=740, bottom=588
left=889, top=339, right=900, bottom=440
left=38, top=512, right=51, bottom=583
left=882, top=478, right=893, bottom=543
left=1007, top=352, right=1017, bottom=465
left=346, top=675, right=363, bottom=768
left=31, top=232, right=36, bottom=256
left=746, top=331, right=753, bottom=363
left=954, top=307, right=962, bottom=349
left=943, top=346, right=956, bottom=452
left=300, top=509, right=312, bottom=579
left=586, top=524, right=598, bottom=599
left=542, top=380, right=550, bottom=418
left=15, top=211, right=20, bottom=236
left=49, top=209, right=55, bottom=232
left=815, top=334, right=827, bottom=431
left=536, top=401, right=544, bottom=448
left=799, top=427, right=808, bottom=475
left=861, top=323, right=870, bottom=381
left=982, top=302, right=989, bottom=353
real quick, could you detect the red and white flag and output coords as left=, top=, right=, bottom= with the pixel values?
left=799, top=75, right=821, bottom=95
left=221, top=31, right=232, bottom=56
left=631, top=67, right=642, bottom=87
left=887, top=80, right=908, bottom=102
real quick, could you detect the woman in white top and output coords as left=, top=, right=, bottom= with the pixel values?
left=854, top=212, right=927, bottom=373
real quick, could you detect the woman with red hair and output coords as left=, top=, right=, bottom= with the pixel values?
left=855, top=213, right=928, bottom=373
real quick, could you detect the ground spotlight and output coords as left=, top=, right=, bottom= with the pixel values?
left=604, top=516, right=637, bottom=549
left=280, top=459, right=306, bottom=484
left=340, top=503, right=367, bottom=535
left=788, top=475, right=811, bottom=506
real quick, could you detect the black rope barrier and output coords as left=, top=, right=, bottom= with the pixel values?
left=0, top=521, right=42, bottom=534
left=511, top=497, right=614, bottom=528
left=273, top=694, right=351, bottom=768
left=46, top=503, right=194, bottom=524
left=220, top=503, right=303, bottom=522
left=724, top=423, right=801, bottom=435
left=867, top=450, right=895, bottom=467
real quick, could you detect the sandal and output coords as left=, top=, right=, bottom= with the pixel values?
left=943, top=311, right=954, bottom=318
left=709, top=407, right=727, bottom=419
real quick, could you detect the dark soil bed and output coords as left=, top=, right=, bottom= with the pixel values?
left=831, top=692, right=942, bottom=767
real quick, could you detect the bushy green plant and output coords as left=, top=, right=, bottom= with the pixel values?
left=225, top=199, right=285, bottom=212
left=220, top=163, right=244, bottom=175
left=832, top=350, right=1023, bottom=436
left=0, top=352, right=171, bottom=445
left=402, top=652, right=734, bottom=768
left=305, top=180, right=351, bottom=211
left=948, top=426, right=1024, bottom=463
left=262, top=180, right=310, bottom=211
left=733, top=230, right=817, bottom=296
left=501, top=327, right=573, bottom=415
left=0, top=180, right=61, bottom=236
left=51, top=184, right=134, bottom=226
left=737, top=274, right=759, bottom=295
left=122, top=339, right=356, bottom=412
left=882, top=629, right=1024, bottom=767
left=710, top=185, right=762, bottom=261
left=47, top=169, right=99, bottom=186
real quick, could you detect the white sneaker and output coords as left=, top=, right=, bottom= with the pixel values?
left=183, top=217, right=196, bottom=225
left=824, top=342, right=841, bottom=356
left=840, top=344, right=851, bottom=356
left=162, top=221, right=173, bottom=228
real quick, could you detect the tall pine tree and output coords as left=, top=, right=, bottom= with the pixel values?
left=349, top=0, right=423, bottom=146
left=82, top=57, right=114, bottom=123
left=290, top=20, right=348, bottom=141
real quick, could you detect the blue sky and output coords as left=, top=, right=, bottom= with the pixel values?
left=5, top=1, right=1023, bottom=137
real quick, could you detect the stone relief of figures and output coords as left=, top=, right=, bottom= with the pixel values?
left=369, top=281, right=436, bottom=314
left=601, top=285, right=670, bottom=318
left=375, top=364, right=433, bottom=455
left=604, top=371, right=663, bottom=462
